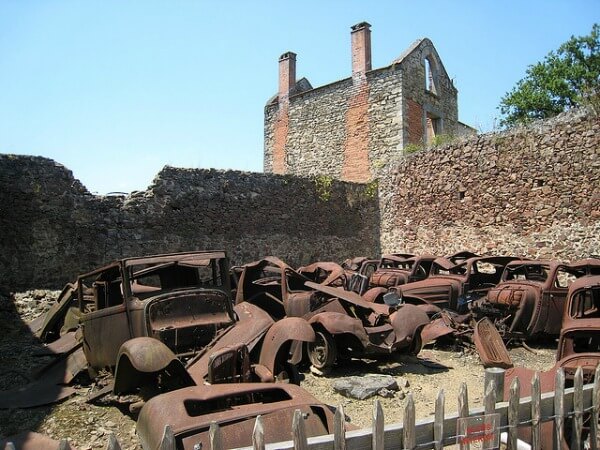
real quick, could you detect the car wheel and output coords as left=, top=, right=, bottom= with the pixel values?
left=308, top=330, right=337, bottom=370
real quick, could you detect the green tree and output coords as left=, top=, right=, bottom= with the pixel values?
left=499, top=24, right=599, bottom=127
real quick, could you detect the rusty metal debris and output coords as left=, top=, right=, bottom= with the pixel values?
left=369, top=254, right=438, bottom=289
left=5, top=248, right=600, bottom=449
left=472, top=318, right=513, bottom=369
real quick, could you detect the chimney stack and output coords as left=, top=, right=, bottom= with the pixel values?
left=278, top=52, right=297, bottom=100
left=351, top=22, right=372, bottom=79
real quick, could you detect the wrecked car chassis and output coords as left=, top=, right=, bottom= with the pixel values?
left=235, top=257, right=430, bottom=370
left=395, top=255, right=518, bottom=312
left=472, top=258, right=600, bottom=340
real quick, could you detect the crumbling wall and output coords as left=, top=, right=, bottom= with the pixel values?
left=0, top=157, right=380, bottom=290
left=380, top=108, right=600, bottom=259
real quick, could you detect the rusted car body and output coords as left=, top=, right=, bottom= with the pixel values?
left=395, top=256, right=518, bottom=312
left=472, top=259, right=600, bottom=339
left=368, top=254, right=437, bottom=289
left=136, top=383, right=355, bottom=450
left=304, top=282, right=430, bottom=369
left=3, top=252, right=315, bottom=408
left=75, top=251, right=235, bottom=370
left=235, top=257, right=430, bottom=369
left=297, top=261, right=348, bottom=288
left=503, top=275, right=600, bottom=448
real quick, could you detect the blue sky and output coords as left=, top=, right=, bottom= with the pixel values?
left=0, top=1, right=597, bottom=193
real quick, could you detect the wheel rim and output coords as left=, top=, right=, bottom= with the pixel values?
left=308, top=331, right=335, bottom=369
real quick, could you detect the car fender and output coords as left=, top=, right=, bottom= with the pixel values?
left=389, top=304, right=430, bottom=345
left=308, top=312, right=369, bottom=347
left=113, top=337, right=194, bottom=394
left=258, top=318, right=315, bottom=374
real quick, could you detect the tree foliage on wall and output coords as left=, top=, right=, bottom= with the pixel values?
left=499, top=24, right=599, bottom=127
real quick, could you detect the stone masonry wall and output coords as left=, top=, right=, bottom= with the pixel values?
left=264, top=67, right=405, bottom=182
left=380, top=108, right=600, bottom=259
left=0, top=157, right=380, bottom=290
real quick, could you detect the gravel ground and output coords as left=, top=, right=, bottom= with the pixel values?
left=0, top=291, right=557, bottom=449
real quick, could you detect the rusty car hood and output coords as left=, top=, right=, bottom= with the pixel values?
left=185, top=302, right=273, bottom=381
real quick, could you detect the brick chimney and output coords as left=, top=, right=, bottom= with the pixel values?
left=278, top=52, right=296, bottom=100
left=351, top=22, right=372, bottom=79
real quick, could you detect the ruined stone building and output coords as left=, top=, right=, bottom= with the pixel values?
left=264, top=22, right=475, bottom=182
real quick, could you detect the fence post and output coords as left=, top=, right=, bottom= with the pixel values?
left=209, top=421, right=223, bottom=450
left=531, top=371, right=541, bottom=450
left=106, top=434, right=122, bottom=450
left=372, top=399, right=384, bottom=450
left=554, top=368, right=565, bottom=450
left=403, top=393, right=416, bottom=450
left=292, top=408, right=308, bottom=450
left=484, top=379, right=496, bottom=417
left=484, top=367, right=505, bottom=403
left=334, top=404, right=346, bottom=450
left=159, top=425, right=175, bottom=450
left=434, top=389, right=445, bottom=450
left=458, top=382, right=469, bottom=450
left=572, top=367, right=583, bottom=450
left=591, top=365, right=600, bottom=450
left=507, top=376, right=520, bottom=450
left=252, top=415, right=265, bottom=450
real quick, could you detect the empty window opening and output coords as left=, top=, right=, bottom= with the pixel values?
left=424, top=56, right=438, bottom=95
left=426, top=113, right=442, bottom=144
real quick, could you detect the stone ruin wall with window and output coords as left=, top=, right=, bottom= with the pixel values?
left=264, top=24, right=472, bottom=184
left=379, top=108, right=600, bottom=260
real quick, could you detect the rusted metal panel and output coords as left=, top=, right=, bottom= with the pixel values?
left=258, top=317, right=315, bottom=375
left=420, top=316, right=455, bottom=345
left=309, top=312, right=370, bottom=346
left=113, top=337, right=195, bottom=395
left=207, top=343, right=252, bottom=384
left=473, top=318, right=513, bottom=369
left=297, top=262, right=347, bottom=287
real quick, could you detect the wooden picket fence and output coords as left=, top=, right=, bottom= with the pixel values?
left=6, top=366, right=599, bottom=450
left=216, top=365, right=600, bottom=450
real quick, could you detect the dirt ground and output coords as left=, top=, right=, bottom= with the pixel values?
left=0, top=291, right=557, bottom=449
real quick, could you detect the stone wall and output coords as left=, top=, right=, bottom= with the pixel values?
left=380, top=108, right=600, bottom=259
left=0, top=157, right=380, bottom=290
